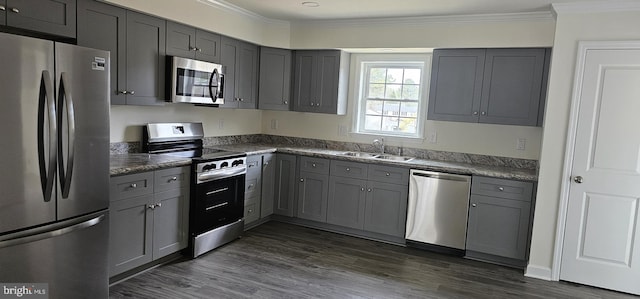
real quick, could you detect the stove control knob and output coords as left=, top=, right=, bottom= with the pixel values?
left=232, top=160, right=243, bottom=167
left=220, top=162, right=229, bottom=168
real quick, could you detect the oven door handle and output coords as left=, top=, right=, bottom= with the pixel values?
left=197, top=165, right=246, bottom=183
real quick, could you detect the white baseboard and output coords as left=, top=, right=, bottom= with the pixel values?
left=525, top=265, right=553, bottom=281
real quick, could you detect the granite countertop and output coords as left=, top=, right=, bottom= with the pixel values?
left=211, top=144, right=538, bottom=182
left=110, top=154, right=192, bottom=176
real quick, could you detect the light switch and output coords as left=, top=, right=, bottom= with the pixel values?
left=516, top=138, right=526, bottom=150
left=270, top=119, right=279, bottom=130
left=427, top=131, right=437, bottom=143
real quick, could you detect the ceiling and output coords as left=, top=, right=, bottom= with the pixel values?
left=219, top=0, right=608, bottom=21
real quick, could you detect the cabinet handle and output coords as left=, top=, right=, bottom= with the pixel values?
left=367, top=188, right=372, bottom=192
left=248, top=208, right=253, bottom=213
left=198, top=48, right=202, bottom=52
left=0, top=6, right=6, bottom=11
left=283, top=100, right=288, bottom=105
left=346, top=167, right=350, bottom=171
left=189, top=47, right=197, bottom=51
left=248, top=183, right=254, bottom=189
left=312, top=163, right=317, bottom=168
left=481, top=111, right=486, bottom=115
left=11, top=7, right=19, bottom=13
left=473, top=111, right=478, bottom=115
left=129, top=90, right=135, bottom=95
left=310, top=102, right=314, bottom=106
left=119, top=90, right=128, bottom=94
left=385, top=172, right=391, bottom=176
left=130, top=183, right=137, bottom=188
left=498, top=187, right=504, bottom=191
left=156, top=202, right=162, bottom=208
left=300, top=178, right=304, bottom=182
left=239, top=98, right=244, bottom=102
left=148, top=204, right=156, bottom=209
left=169, top=176, right=178, bottom=182
left=361, top=187, right=365, bottom=191
left=472, top=203, right=477, bottom=207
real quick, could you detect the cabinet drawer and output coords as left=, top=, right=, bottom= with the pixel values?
left=299, top=157, right=330, bottom=175
left=246, top=155, right=262, bottom=178
left=154, top=167, right=189, bottom=193
left=244, top=200, right=260, bottom=224
left=330, top=160, right=368, bottom=179
left=367, top=165, right=409, bottom=185
left=245, top=177, right=261, bottom=198
left=471, top=176, right=533, bottom=202
left=110, top=172, right=154, bottom=201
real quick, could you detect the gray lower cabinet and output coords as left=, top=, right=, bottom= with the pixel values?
left=428, top=48, right=548, bottom=126
left=292, top=50, right=349, bottom=115
left=273, top=154, right=297, bottom=217
left=3, top=0, right=76, bottom=38
left=244, top=155, right=262, bottom=225
left=77, top=0, right=165, bottom=105
left=108, top=167, right=189, bottom=277
left=166, top=21, right=221, bottom=63
left=261, top=153, right=276, bottom=217
left=327, top=160, right=409, bottom=238
left=466, top=176, right=533, bottom=267
left=220, top=36, right=258, bottom=109
left=258, top=47, right=292, bottom=111
left=297, top=171, right=329, bottom=222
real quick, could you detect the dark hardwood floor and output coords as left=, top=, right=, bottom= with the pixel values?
left=110, top=221, right=637, bottom=299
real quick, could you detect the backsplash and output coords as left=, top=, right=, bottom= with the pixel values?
left=111, top=134, right=538, bottom=170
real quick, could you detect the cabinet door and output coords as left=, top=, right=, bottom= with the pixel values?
left=109, top=194, right=153, bottom=276
left=1, top=1, right=6, bottom=25
left=479, top=48, right=545, bottom=126
left=315, top=51, right=341, bottom=114
left=125, top=11, right=166, bottom=105
left=261, top=153, right=276, bottom=217
left=427, top=49, right=485, bottom=123
left=219, top=37, right=239, bottom=108
left=466, top=194, right=531, bottom=260
left=6, top=0, right=76, bottom=38
left=297, top=172, right=329, bottom=222
left=273, top=154, right=297, bottom=217
left=166, top=21, right=196, bottom=59
left=237, top=41, right=258, bottom=109
left=77, top=0, right=126, bottom=105
left=195, top=30, right=221, bottom=63
left=327, top=176, right=366, bottom=229
left=152, top=188, right=189, bottom=259
left=364, top=182, right=408, bottom=237
left=293, top=51, right=316, bottom=112
left=258, top=47, right=292, bottom=111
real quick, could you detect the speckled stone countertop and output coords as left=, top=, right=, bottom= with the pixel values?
left=211, top=144, right=538, bottom=182
left=110, top=154, right=192, bottom=176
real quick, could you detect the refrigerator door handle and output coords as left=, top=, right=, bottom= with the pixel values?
left=0, top=214, right=105, bottom=249
left=57, top=72, right=75, bottom=198
left=37, top=70, right=57, bottom=202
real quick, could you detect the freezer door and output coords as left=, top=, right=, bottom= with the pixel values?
left=55, top=43, right=110, bottom=220
left=0, top=211, right=109, bottom=298
left=0, top=33, right=57, bottom=234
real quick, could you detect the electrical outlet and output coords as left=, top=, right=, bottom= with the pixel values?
left=427, top=131, right=437, bottom=143
left=270, top=119, right=279, bottom=130
left=516, top=138, right=526, bottom=150
left=218, top=120, right=224, bottom=129
left=338, top=125, right=347, bottom=136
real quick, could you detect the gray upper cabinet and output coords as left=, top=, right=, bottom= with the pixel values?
left=261, top=153, right=276, bottom=218
left=78, top=1, right=165, bottom=105
left=219, top=36, right=258, bottom=109
left=466, top=176, right=534, bottom=267
left=258, top=47, right=292, bottom=111
left=273, top=154, right=297, bottom=217
left=166, top=21, right=220, bottom=63
left=292, top=50, right=349, bottom=115
left=125, top=11, right=166, bottom=105
left=3, top=0, right=76, bottom=38
left=427, top=48, right=548, bottom=126
left=77, top=0, right=126, bottom=104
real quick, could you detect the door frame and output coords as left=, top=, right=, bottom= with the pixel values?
left=551, top=40, right=640, bottom=281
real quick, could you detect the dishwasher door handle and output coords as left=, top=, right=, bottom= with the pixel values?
left=411, top=171, right=470, bottom=182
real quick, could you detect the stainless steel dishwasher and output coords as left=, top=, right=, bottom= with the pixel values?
left=406, top=169, right=471, bottom=252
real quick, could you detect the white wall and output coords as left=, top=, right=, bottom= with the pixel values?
left=528, top=8, right=640, bottom=277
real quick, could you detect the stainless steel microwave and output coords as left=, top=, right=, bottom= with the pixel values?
left=168, top=56, right=224, bottom=105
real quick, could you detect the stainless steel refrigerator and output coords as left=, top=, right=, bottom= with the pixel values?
left=0, top=33, right=110, bottom=298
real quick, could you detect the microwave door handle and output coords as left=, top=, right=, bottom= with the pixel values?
left=217, top=73, right=224, bottom=99
left=208, top=68, right=218, bottom=101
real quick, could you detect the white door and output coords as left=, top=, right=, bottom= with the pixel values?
left=561, top=46, right=640, bottom=295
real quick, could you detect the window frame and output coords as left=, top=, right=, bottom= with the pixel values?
left=352, top=53, right=432, bottom=139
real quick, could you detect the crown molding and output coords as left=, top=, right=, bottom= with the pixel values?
left=291, top=12, right=554, bottom=27
left=552, top=1, right=640, bottom=15
left=196, top=0, right=290, bottom=26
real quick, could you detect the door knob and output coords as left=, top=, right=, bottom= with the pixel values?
left=573, top=176, right=583, bottom=184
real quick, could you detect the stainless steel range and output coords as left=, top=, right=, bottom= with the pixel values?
left=143, top=122, right=246, bottom=258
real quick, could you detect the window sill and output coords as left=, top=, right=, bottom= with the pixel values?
left=349, top=131, right=425, bottom=144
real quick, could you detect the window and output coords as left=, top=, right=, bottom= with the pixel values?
left=354, top=54, right=431, bottom=138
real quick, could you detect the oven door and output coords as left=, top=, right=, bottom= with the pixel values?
left=191, top=175, right=244, bottom=235
left=169, top=56, right=224, bottom=105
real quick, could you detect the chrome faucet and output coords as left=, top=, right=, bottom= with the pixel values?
left=373, top=138, right=384, bottom=154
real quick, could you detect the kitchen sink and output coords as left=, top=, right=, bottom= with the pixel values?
left=340, top=152, right=380, bottom=158
left=373, top=155, right=415, bottom=162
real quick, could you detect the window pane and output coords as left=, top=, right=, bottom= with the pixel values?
left=398, top=118, right=417, bottom=133
left=386, top=68, right=403, bottom=83
left=364, top=115, right=382, bottom=131
left=402, top=85, right=420, bottom=100
left=369, top=68, right=386, bottom=83
left=383, top=101, right=400, bottom=116
left=385, top=84, right=402, bottom=99
left=366, top=100, right=383, bottom=115
left=400, top=102, right=419, bottom=117
left=368, top=83, right=385, bottom=99
left=404, top=69, right=421, bottom=84
left=381, top=116, right=399, bottom=131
